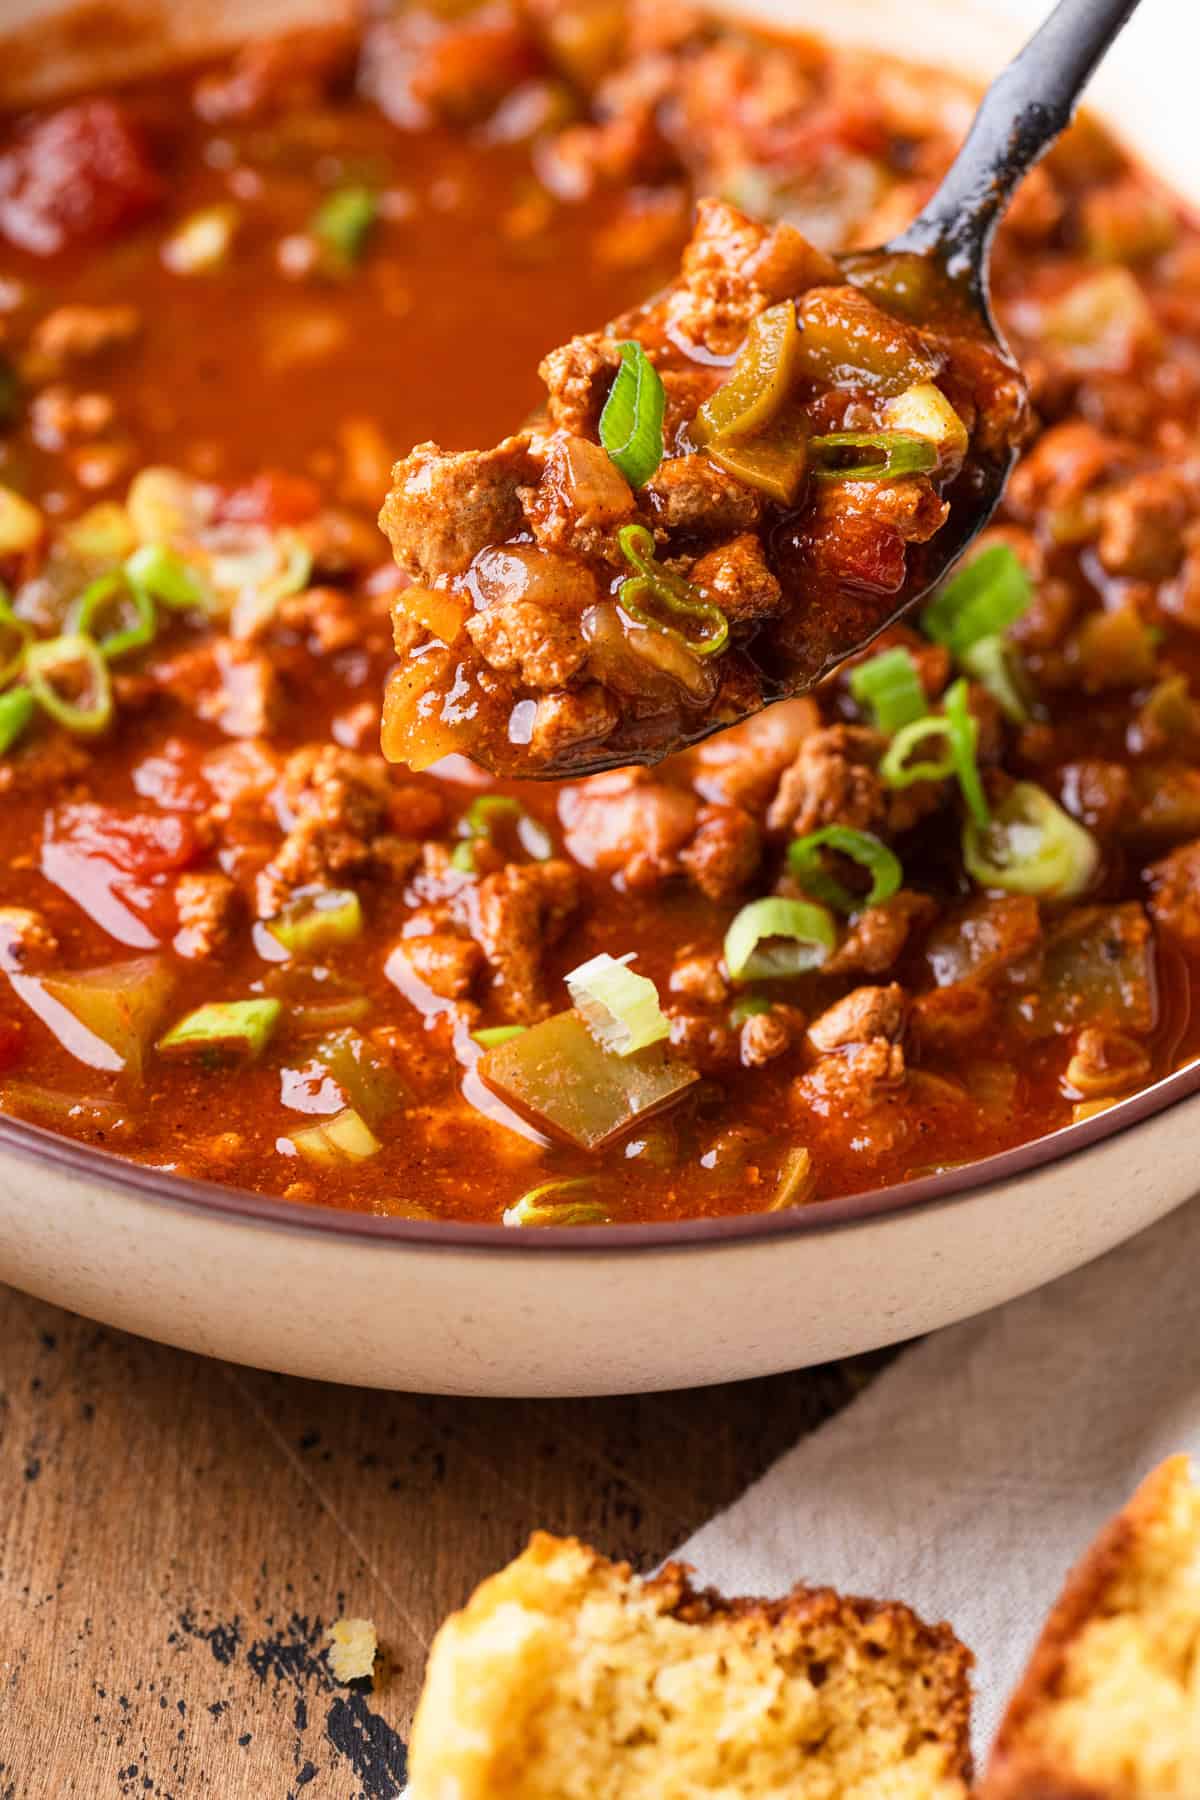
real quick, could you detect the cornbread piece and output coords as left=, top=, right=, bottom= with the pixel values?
left=406, top=1532, right=973, bottom=1799
left=984, top=1456, right=1200, bottom=1799
left=327, top=1615, right=378, bottom=1683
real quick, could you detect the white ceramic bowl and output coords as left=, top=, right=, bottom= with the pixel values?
left=0, top=0, right=1197, bottom=1396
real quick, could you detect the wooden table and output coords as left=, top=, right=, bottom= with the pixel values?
left=0, top=1282, right=886, bottom=1798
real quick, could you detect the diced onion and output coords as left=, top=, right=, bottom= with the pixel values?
left=565, top=951, right=669, bottom=1056
left=882, top=381, right=969, bottom=466
left=921, top=544, right=1032, bottom=655
left=848, top=646, right=927, bottom=735
left=503, top=1177, right=608, bottom=1227
left=962, top=780, right=1100, bottom=899
left=598, top=341, right=665, bottom=489
left=788, top=826, right=902, bottom=915
left=723, top=897, right=836, bottom=983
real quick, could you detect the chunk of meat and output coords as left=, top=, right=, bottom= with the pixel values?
left=1096, top=470, right=1188, bottom=579
left=909, top=983, right=994, bottom=1053
left=27, top=303, right=141, bottom=375
left=1147, top=838, right=1200, bottom=954
left=558, top=769, right=698, bottom=889
left=255, top=745, right=406, bottom=915
left=690, top=534, right=783, bottom=624
left=395, top=930, right=484, bottom=1000
left=926, top=896, right=1043, bottom=988
left=793, top=1036, right=907, bottom=1117
left=664, top=197, right=838, bottom=355
left=766, top=724, right=885, bottom=837
left=521, top=433, right=635, bottom=558
left=1005, top=421, right=1132, bottom=521
left=824, top=891, right=936, bottom=977
left=192, top=26, right=355, bottom=123
left=379, top=436, right=537, bottom=582
left=361, top=6, right=541, bottom=131
left=0, top=101, right=163, bottom=256
left=678, top=803, right=761, bottom=901
left=466, top=601, right=587, bottom=689
left=739, top=1006, right=799, bottom=1068
left=155, top=639, right=283, bottom=740
left=470, top=859, right=579, bottom=1021
left=537, top=335, right=622, bottom=437
left=667, top=1010, right=738, bottom=1074
left=173, top=871, right=239, bottom=960
left=1057, top=760, right=1133, bottom=838
left=808, top=982, right=907, bottom=1052
left=0, top=906, right=58, bottom=973
left=669, top=950, right=730, bottom=1007
left=527, top=686, right=620, bottom=762
left=644, top=455, right=762, bottom=535
left=686, top=697, right=820, bottom=814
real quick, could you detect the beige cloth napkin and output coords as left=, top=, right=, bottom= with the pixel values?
left=675, top=1195, right=1200, bottom=1758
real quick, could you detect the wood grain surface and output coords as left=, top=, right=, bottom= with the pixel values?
left=0, top=1282, right=888, bottom=1798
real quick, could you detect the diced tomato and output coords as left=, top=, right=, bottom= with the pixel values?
left=41, top=804, right=200, bottom=948
left=217, top=471, right=322, bottom=528
left=0, top=1016, right=24, bottom=1073
left=0, top=101, right=164, bottom=256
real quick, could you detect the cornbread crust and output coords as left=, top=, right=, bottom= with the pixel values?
left=407, top=1531, right=973, bottom=1798
left=983, top=1457, right=1200, bottom=1800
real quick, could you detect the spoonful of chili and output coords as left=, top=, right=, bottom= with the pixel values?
left=379, top=0, right=1143, bottom=780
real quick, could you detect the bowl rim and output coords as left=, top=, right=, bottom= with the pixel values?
left=2, top=1052, right=1198, bottom=1252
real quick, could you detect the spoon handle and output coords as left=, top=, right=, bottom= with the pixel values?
left=890, top=0, right=1143, bottom=282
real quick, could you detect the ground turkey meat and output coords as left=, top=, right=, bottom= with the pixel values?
left=155, top=638, right=283, bottom=740
left=909, top=983, right=994, bottom=1053
left=663, top=197, right=838, bottom=355
left=173, top=871, right=239, bottom=960
left=469, top=859, right=579, bottom=1022
left=690, top=534, right=783, bottom=624
left=394, top=930, right=484, bottom=1000
left=466, top=599, right=588, bottom=689
left=823, top=891, right=936, bottom=977
left=793, top=1036, right=907, bottom=1118
left=643, top=455, right=762, bottom=535
left=379, top=435, right=536, bottom=581
left=677, top=804, right=761, bottom=902
left=1147, top=839, right=1200, bottom=954
left=766, top=725, right=886, bottom=837
left=808, top=983, right=907, bottom=1052
left=537, top=335, right=622, bottom=437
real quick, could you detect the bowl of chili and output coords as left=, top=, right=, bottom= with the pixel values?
left=0, top=0, right=1198, bottom=1394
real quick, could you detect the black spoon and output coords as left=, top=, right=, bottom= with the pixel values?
left=768, top=0, right=1147, bottom=696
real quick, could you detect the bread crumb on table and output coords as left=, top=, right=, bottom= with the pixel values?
left=327, top=1615, right=378, bottom=1684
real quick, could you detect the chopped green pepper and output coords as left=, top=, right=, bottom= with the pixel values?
left=158, top=998, right=281, bottom=1066
left=694, top=302, right=801, bottom=446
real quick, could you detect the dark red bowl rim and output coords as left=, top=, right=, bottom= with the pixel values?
left=1, top=1051, right=1198, bottom=1252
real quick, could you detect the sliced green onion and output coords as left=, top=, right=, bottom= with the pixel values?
left=808, top=431, right=938, bottom=482
left=158, top=998, right=281, bottom=1066
left=963, top=781, right=1099, bottom=899
left=768, top=1144, right=816, bottom=1211
left=287, top=1105, right=381, bottom=1167
left=729, top=994, right=771, bottom=1026
left=943, top=676, right=990, bottom=829
left=921, top=544, right=1032, bottom=655
left=266, top=887, right=363, bottom=957
left=617, top=523, right=728, bottom=658
left=70, top=570, right=157, bottom=660
left=598, top=341, right=665, bottom=489
left=0, top=686, right=34, bottom=754
left=878, top=715, right=955, bottom=787
left=848, top=646, right=927, bottom=734
left=25, top=635, right=113, bottom=736
left=723, top=897, right=836, bottom=984
left=788, top=826, right=902, bottom=916
left=0, top=589, right=34, bottom=687
left=565, top=951, right=669, bottom=1057
left=502, top=1178, right=608, bottom=1228
left=472, top=1025, right=527, bottom=1048
left=312, top=185, right=378, bottom=268
left=125, top=542, right=213, bottom=613
left=693, top=301, right=800, bottom=446
left=959, top=632, right=1032, bottom=723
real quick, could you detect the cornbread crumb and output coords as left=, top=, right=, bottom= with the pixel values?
left=407, top=1531, right=973, bottom=1798
left=327, top=1616, right=378, bottom=1683
left=984, top=1456, right=1200, bottom=1799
